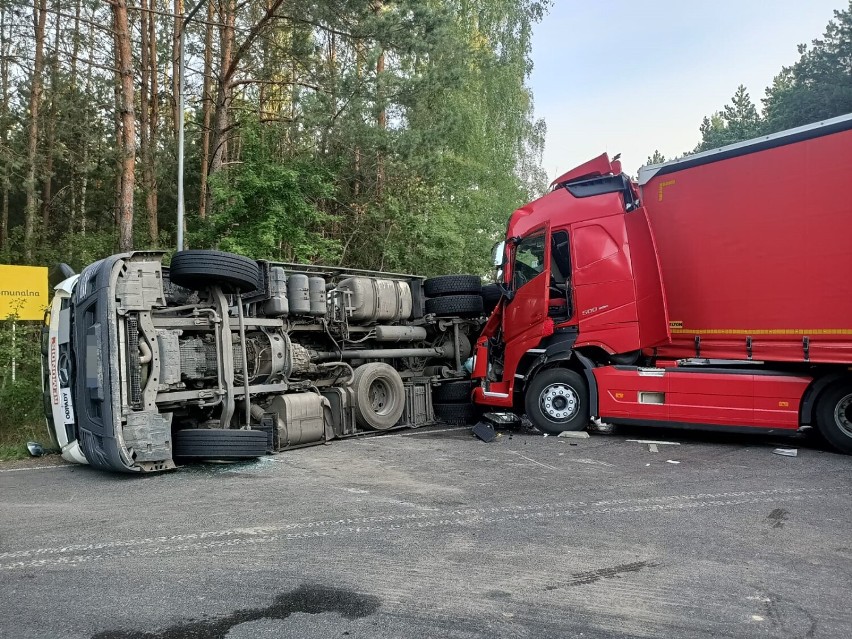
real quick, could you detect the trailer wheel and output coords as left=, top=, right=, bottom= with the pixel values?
left=525, top=368, right=590, bottom=435
left=434, top=380, right=474, bottom=403
left=815, top=381, right=852, bottom=454
left=425, top=294, right=483, bottom=317
left=169, top=250, right=261, bottom=292
left=173, top=429, right=268, bottom=461
left=424, top=274, right=482, bottom=297
left=434, top=402, right=476, bottom=425
left=352, top=363, right=406, bottom=430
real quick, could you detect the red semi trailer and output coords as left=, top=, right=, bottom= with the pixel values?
left=472, top=113, right=852, bottom=453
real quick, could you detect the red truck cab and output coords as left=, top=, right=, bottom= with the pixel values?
left=473, top=113, right=852, bottom=454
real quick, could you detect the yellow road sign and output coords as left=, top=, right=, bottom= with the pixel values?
left=0, top=265, right=49, bottom=321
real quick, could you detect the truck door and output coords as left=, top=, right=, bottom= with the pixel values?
left=502, top=226, right=551, bottom=383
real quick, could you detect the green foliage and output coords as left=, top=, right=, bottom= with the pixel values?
left=0, top=318, right=46, bottom=459
left=695, top=85, right=761, bottom=152
left=762, top=2, right=852, bottom=132
left=692, top=3, right=851, bottom=153
left=646, top=150, right=666, bottom=165
left=194, top=124, right=340, bottom=263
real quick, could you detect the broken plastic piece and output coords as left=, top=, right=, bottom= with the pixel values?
left=26, top=441, right=44, bottom=457
left=666, top=460, right=680, bottom=464
left=472, top=421, right=497, bottom=443
left=772, top=448, right=798, bottom=457
left=557, top=431, right=590, bottom=439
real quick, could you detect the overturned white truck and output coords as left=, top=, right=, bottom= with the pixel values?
left=43, top=250, right=485, bottom=473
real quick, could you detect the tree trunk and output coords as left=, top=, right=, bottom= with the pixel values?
left=374, top=1, right=385, bottom=197
left=209, top=0, right=284, bottom=175
left=112, top=0, right=136, bottom=251
left=0, top=2, right=9, bottom=251
left=140, top=0, right=157, bottom=244
left=210, top=0, right=236, bottom=176
left=172, top=0, right=183, bottom=139
left=198, top=0, right=214, bottom=219
left=147, top=0, right=158, bottom=238
left=41, top=0, right=62, bottom=234
left=24, top=0, right=48, bottom=260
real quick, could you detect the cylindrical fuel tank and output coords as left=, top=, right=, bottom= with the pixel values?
left=263, top=267, right=289, bottom=317
left=337, top=277, right=412, bottom=323
left=308, top=276, right=327, bottom=316
left=374, top=325, right=428, bottom=342
left=287, top=274, right=311, bottom=315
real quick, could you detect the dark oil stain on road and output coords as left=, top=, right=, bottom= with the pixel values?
left=91, top=584, right=381, bottom=639
left=545, top=561, right=656, bottom=590
left=766, top=508, right=789, bottom=528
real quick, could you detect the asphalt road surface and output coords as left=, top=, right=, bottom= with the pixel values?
left=2, top=424, right=851, bottom=639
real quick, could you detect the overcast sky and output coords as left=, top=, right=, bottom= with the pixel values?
left=528, top=1, right=846, bottom=179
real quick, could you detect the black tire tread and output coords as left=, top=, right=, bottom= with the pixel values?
left=524, top=368, right=590, bottom=435
left=434, top=380, right=474, bottom=403
left=425, top=294, right=483, bottom=317
left=815, top=381, right=852, bottom=454
left=169, top=250, right=261, bottom=292
left=424, top=274, right=482, bottom=297
left=434, top=402, right=476, bottom=425
left=173, top=429, right=268, bottom=460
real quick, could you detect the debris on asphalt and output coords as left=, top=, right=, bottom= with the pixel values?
left=472, top=421, right=497, bottom=443
left=557, top=431, right=590, bottom=439
left=772, top=448, right=798, bottom=457
left=588, top=417, right=615, bottom=434
left=482, top=412, right=520, bottom=426
left=628, top=439, right=681, bottom=454
left=26, top=441, right=44, bottom=457
left=666, top=460, right=681, bottom=464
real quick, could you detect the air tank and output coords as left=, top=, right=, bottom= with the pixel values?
left=308, top=276, right=327, bottom=316
left=263, top=267, right=289, bottom=317
left=287, top=274, right=311, bottom=315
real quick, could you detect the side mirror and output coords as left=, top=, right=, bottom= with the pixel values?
left=491, top=241, right=506, bottom=268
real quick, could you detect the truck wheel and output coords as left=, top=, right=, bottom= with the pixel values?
left=481, top=283, right=502, bottom=314
left=352, top=363, right=406, bottom=430
left=815, top=381, right=852, bottom=454
left=434, top=380, right=474, bottom=403
left=169, top=250, right=261, bottom=292
left=434, top=402, right=476, bottom=425
left=424, top=274, right=482, bottom=297
left=173, top=429, right=268, bottom=461
left=425, top=294, right=483, bottom=317
left=525, top=368, right=590, bottom=435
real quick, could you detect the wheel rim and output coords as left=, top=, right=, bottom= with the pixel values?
left=540, top=383, right=579, bottom=421
left=369, top=379, right=393, bottom=416
left=833, top=393, right=852, bottom=437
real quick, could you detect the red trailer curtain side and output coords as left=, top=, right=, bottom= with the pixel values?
left=639, top=115, right=852, bottom=365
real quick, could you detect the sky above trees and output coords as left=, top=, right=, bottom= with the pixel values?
left=529, top=0, right=848, bottom=177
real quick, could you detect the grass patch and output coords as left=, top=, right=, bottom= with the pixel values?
left=0, top=421, right=52, bottom=461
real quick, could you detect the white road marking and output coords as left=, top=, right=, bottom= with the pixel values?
left=0, top=464, right=69, bottom=473
left=507, top=450, right=560, bottom=471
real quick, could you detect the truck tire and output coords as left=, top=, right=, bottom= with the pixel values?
left=169, top=250, right=261, bottom=292
left=425, top=294, right=483, bottom=317
left=352, top=363, right=406, bottom=430
left=173, top=429, right=268, bottom=460
left=434, top=402, right=476, bottom=425
left=434, top=380, right=474, bottom=403
left=815, top=381, right=852, bottom=454
left=481, top=283, right=502, bottom=314
left=525, top=368, right=590, bottom=435
left=424, top=274, right=482, bottom=297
